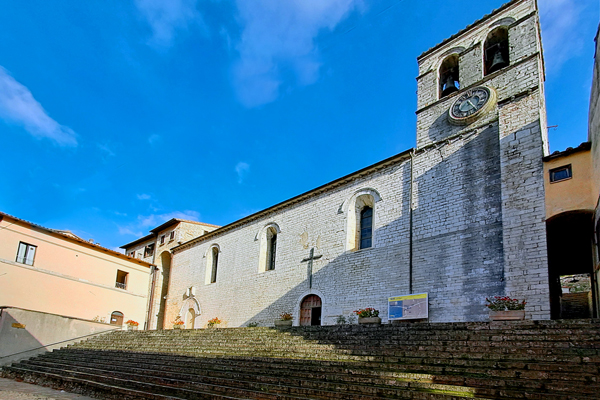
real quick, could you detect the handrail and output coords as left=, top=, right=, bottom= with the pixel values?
left=0, top=327, right=122, bottom=361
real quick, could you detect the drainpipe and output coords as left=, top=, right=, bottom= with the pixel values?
left=409, top=149, right=415, bottom=294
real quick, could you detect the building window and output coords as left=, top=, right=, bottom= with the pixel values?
left=129, top=251, right=135, bottom=258
left=16, top=242, right=37, bottom=265
left=550, top=165, right=572, bottom=183
left=160, top=235, right=165, bottom=245
left=359, top=206, right=373, bottom=249
left=439, top=54, right=460, bottom=98
left=115, top=270, right=128, bottom=289
left=267, top=231, right=277, bottom=271
left=484, top=27, right=509, bottom=75
left=144, top=243, right=155, bottom=257
left=205, top=245, right=220, bottom=284
left=169, top=231, right=176, bottom=241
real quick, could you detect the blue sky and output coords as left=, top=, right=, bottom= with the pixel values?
left=0, top=0, right=597, bottom=251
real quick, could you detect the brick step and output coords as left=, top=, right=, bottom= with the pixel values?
left=3, top=363, right=494, bottom=400
left=41, top=351, right=600, bottom=385
left=42, top=349, right=600, bottom=380
left=68, top=342, right=600, bottom=364
left=28, top=353, right=600, bottom=397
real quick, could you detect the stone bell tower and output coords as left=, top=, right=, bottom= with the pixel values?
left=410, top=0, right=550, bottom=320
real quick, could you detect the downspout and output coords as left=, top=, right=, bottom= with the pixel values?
left=409, top=149, right=415, bottom=294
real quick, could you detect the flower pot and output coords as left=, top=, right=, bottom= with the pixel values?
left=489, top=310, right=525, bottom=321
left=274, top=319, right=293, bottom=327
left=126, top=325, right=138, bottom=331
left=173, top=325, right=183, bottom=330
left=358, top=317, right=381, bottom=325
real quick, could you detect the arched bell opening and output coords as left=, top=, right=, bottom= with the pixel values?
left=546, top=210, right=596, bottom=319
left=484, top=27, right=509, bottom=75
left=439, top=54, right=460, bottom=99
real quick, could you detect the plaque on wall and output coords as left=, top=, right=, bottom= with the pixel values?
left=388, top=293, right=428, bottom=320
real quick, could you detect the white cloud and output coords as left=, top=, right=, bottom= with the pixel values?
left=118, top=210, right=201, bottom=237
left=232, top=0, right=361, bottom=107
left=0, top=66, right=77, bottom=147
left=97, top=143, right=116, bottom=158
left=135, top=0, right=205, bottom=47
left=148, top=133, right=161, bottom=145
left=235, top=161, right=250, bottom=184
left=539, top=0, right=584, bottom=73
left=137, top=193, right=152, bottom=200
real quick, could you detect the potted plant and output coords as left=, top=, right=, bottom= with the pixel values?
left=172, top=316, right=185, bottom=330
left=274, top=312, right=293, bottom=327
left=125, top=320, right=139, bottom=331
left=354, top=308, right=381, bottom=325
left=207, top=317, right=221, bottom=328
left=486, top=296, right=526, bottom=321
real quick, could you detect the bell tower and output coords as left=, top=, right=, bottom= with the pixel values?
left=410, top=0, right=551, bottom=320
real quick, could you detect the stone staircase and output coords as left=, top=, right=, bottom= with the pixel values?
left=2, top=320, right=600, bottom=399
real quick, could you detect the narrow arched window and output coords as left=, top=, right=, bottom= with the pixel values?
left=439, top=55, right=460, bottom=98
left=210, top=247, right=218, bottom=283
left=359, top=206, right=373, bottom=249
left=267, top=231, right=277, bottom=270
left=484, top=27, right=509, bottom=75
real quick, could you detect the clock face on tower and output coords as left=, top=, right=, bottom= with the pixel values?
left=448, top=86, right=496, bottom=125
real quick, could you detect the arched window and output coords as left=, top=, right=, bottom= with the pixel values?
left=484, top=27, right=509, bottom=75
left=439, top=54, right=460, bottom=98
left=110, top=311, right=124, bottom=325
left=359, top=206, right=373, bottom=249
left=267, top=231, right=277, bottom=270
left=258, top=223, right=281, bottom=272
left=204, top=245, right=220, bottom=284
left=342, top=189, right=380, bottom=251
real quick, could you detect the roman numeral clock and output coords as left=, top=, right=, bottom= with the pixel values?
left=448, top=86, right=497, bottom=125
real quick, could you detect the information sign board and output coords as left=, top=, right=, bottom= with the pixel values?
left=388, top=293, right=428, bottom=320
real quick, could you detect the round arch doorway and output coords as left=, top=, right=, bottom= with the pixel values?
left=300, top=295, right=322, bottom=326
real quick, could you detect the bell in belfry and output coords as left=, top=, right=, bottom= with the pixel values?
left=441, top=73, right=458, bottom=97
left=488, top=46, right=508, bottom=74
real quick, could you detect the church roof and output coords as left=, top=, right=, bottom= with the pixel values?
left=0, top=211, right=153, bottom=267
left=149, top=218, right=220, bottom=234
left=172, top=148, right=413, bottom=253
left=417, top=0, right=522, bottom=61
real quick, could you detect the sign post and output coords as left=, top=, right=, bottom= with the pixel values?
left=388, top=293, right=428, bottom=321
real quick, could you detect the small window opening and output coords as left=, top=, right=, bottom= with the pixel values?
left=439, top=55, right=460, bottom=98
left=267, top=231, right=277, bottom=271
left=484, top=27, right=509, bottom=75
left=550, top=165, right=572, bottom=183
left=144, top=243, right=155, bottom=257
left=359, top=206, right=373, bottom=249
left=129, top=251, right=135, bottom=258
left=169, top=231, right=176, bottom=241
left=115, top=270, right=128, bottom=289
left=16, top=242, right=37, bottom=266
left=210, top=247, right=218, bottom=283
left=160, top=235, right=165, bottom=245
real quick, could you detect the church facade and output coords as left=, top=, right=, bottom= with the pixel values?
left=161, top=0, right=551, bottom=328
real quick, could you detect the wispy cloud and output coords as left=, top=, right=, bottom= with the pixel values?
left=232, top=0, right=361, bottom=107
left=137, top=193, right=152, bottom=200
left=148, top=133, right=161, bottom=145
left=539, top=0, right=584, bottom=73
left=235, top=161, right=250, bottom=184
left=0, top=66, right=77, bottom=147
left=97, top=143, right=116, bottom=159
left=135, top=0, right=205, bottom=47
left=117, top=210, right=201, bottom=237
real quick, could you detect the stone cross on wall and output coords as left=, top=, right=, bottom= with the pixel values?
left=301, top=248, right=322, bottom=289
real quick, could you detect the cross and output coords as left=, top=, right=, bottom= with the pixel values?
left=301, top=248, right=322, bottom=289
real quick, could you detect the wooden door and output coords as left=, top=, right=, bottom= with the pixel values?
left=110, top=311, right=124, bottom=326
left=300, top=295, right=322, bottom=326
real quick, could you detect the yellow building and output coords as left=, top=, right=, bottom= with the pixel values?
left=543, top=142, right=596, bottom=319
left=0, top=211, right=153, bottom=327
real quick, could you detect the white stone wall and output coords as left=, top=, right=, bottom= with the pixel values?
left=169, top=160, right=412, bottom=328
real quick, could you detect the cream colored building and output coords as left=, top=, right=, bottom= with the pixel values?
left=120, top=218, right=219, bottom=329
left=0, top=211, right=153, bottom=327
left=543, top=142, right=597, bottom=319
